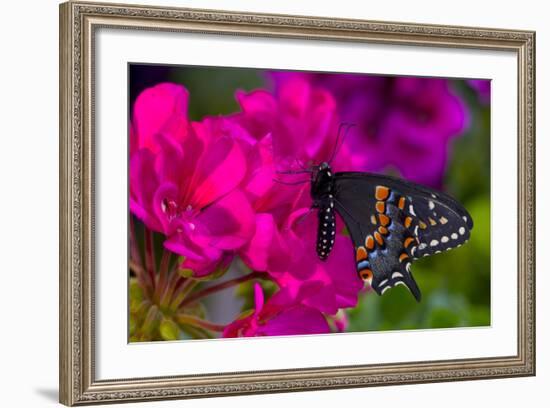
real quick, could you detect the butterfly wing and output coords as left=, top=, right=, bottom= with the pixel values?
left=333, top=172, right=473, bottom=301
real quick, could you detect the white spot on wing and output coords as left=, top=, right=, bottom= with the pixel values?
left=428, top=201, right=435, bottom=210
left=441, top=236, right=449, bottom=243
left=392, top=272, right=404, bottom=279
left=459, top=227, right=466, bottom=235
left=394, top=281, right=407, bottom=290
left=430, top=239, right=439, bottom=247
left=419, top=243, right=427, bottom=250
left=451, top=233, right=458, bottom=240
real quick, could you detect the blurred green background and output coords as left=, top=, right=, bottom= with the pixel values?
left=130, top=64, right=491, bottom=333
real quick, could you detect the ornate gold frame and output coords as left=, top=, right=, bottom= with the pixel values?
left=59, top=1, right=536, bottom=405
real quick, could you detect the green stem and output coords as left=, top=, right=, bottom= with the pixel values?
left=159, top=263, right=184, bottom=309
left=129, top=217, right=153, bottom=294
left=169, top=279, right=198, bottom=311
left=176, top=314, right=226, bottom=332
left=143, top=228, right=157, bottom=292
left=154, top=250, right=172, bottom=302
left=178, top=271, right=264, bottom=309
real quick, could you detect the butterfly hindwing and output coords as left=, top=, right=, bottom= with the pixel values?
left=333, top=172, right=473, bottom=301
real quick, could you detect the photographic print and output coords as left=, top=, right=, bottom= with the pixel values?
left=60, top=2, right=535, bottom=404
left=128, top=65, right=491, bottom=342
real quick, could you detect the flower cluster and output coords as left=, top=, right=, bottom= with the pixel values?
left=271, top=72, right=469, bottom=188
left=129, top=72, right=472, bottom=341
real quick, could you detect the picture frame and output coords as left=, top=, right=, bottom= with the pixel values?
left=59, top=1, right=536, bottom=405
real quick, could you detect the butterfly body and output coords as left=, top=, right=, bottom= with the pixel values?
left=309, top=162, right=473, bottom=302
left=311, top=162, right=337, bottom=260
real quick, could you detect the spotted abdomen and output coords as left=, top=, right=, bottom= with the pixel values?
left=317, top=200, right=336, bottom=260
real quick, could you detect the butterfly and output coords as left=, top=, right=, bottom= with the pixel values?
left=276, top=124, right=474, bottom=302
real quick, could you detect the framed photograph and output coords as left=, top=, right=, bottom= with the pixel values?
left=59, top=1, right=535, bottom=405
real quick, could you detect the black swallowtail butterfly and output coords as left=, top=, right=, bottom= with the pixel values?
left=277, top=125, right=474, bottom=302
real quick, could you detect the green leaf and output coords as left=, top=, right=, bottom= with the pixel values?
left=159, top=318, right=180, bottom=341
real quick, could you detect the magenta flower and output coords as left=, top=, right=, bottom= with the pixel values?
left=233, top=79, right=363, bottom=314
left=234, top=76, right=353, bottom=172
left=467, top=79, right=491, bottom=104
left=270, top=208, right=363, bottom=315
left=271, top=73, right=469, bottom=188
left=223, top=283, right=331, bottom=337
left=129, top=83, right=255, bottom=277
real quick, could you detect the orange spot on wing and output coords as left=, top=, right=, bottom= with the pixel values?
left=378, top=214, right=390, bottom=226
left=374, top=231, right=384, bottom=246
left=404, top=217, right=413, bottom=228
left=359, top=268, right=373, bottom=282
left=365, top=236, right=375, bottom=250
left=375, top=186, right=390, bottom=201
left=375, top=201, right=385, bottom=213
left=399, top=253, right=409, bottom=263
left=378, top=226, right=388, bottom=235
left=398, top=196, right=406, bottom=210
left=356, top=246, right=368, bottom=261
left=404, top=237, right=415, bottom=248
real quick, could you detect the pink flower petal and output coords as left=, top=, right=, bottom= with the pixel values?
left=185, top=124, right=248, bottom=210
left=253, top=283, right=264, bottom=316
left=192, top=190, right=255, bottom=250
left=259, top=306, right=331, bottom=336
left=234, top=89, right=277, bottom=140
left=239, top=213, right=292, bottom=273
left=129, top=149, right=163, bottom=232
left=132, top=83, right=189, bottom=152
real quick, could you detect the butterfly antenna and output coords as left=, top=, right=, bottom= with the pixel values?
left=275, top=159, right=314, bottom=175
left=275, top=169, right=312, bottom=175
left=294, top=158, right=315, bottom=172
left=272, top=178, right=310, bottom=186
left=328, top=122, right=356, bottom=164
